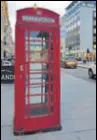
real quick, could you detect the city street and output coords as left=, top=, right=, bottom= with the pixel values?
left=62, top=67, right=96, bottom=84
left=1, top=69, right=96, bottom=140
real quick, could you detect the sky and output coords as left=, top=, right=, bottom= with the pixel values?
left=7, top=1, right=72, bottom=41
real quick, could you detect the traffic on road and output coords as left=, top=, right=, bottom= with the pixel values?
left=61, top=55, right=96, bottom=83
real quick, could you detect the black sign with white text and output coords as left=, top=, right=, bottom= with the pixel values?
left=1, top=66, right=14, bottom=83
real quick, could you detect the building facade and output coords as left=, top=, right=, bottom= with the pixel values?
left=65, top=1, right=96, bottom=55
left=1, top=1, right=13, bottom=60
left=60, top=14, right=67, bottom=58
left=93, top=11, right=96, bottom=51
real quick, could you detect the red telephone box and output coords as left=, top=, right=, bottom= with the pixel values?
left=14, top=7, right=61, bottom=135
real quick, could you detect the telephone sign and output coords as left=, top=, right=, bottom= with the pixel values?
left=22, top=16, right=55, bottom=23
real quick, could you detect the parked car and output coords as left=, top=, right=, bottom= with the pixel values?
left=64, top=56, right=77, bottom=68
left=2, top=61, right=12, bottom=66
left=88, top=62, right=96, bottom=79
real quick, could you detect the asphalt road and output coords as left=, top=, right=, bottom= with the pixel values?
left=62, top=67, right=96, bottom=84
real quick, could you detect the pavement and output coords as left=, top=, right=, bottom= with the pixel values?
left=1, top=69, right=96, bottom=140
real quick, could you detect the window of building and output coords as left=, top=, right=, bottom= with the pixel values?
left=69, top=26, right=71, bottom=31
left=76, top=13, right=80, bottom=20
left=74, top=23, right=76, bottom=29
left=72, top=25, right=74, bottom=31
left=93, top=12, right=96, bottom=17
left=78, top=1, right=81, bottom=4
left=74, top=15, right=77, bottom=21
left=93, top=36, right=96, bottom=42
left=71, top=18, right=73, bottom=24
left=93, top=20, right=96, bottom=26
left=77, top=20, right=80, bottom=27
left=82, top=3, right=85, bottom=6
left=94, top=28, right=96, bottom=34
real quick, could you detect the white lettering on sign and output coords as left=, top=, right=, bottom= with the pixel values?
left=1, top=74, right=14, bottom=80
left=22, top=16, right=55, bottom=23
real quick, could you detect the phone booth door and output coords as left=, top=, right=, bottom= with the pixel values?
left=14, top=25, right=61, bottom=133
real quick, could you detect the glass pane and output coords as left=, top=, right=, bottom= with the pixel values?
left=29, top=83, right=49, bottom=93
left=30, top=106, right=48, bottom=116
left=49, top=74, right=54, bottom=82
left=25, top=97, right=28, bottom=104
left=49, top=63, right=54, bottom=72
left=29, top=96, right=46, bottom=104
left=50, top=32, right=53, bottom=40
left=49, top=52, right=54, bottom=61
left=29, top=85, right=46, bottom=95
left=25, top=52, right=28, bottom=62
left=30, top=63, right=48, bottom=72
left=30, top=51, right=48, bottom=61
left=25, top=45, right=28, bottom=51
left=30, top=41, right=48, bottom=50
left=25, top=31, right=28, bottom=40
left=30, top=31, right=49, bottom=41
left=50, top=94, right=53, bottom=104
left=29, top=47, right=48, bottom=62
left=30, top=76, right=45, bottom=84
left=50, top=83, right=53, bottom=92
left=30, top=74, right=44, bottom=83
left=25, top=43, right=28, bottom=51
left=50, top=42, right=53, bottom=51
left=25, top=86, right=28, bottom=95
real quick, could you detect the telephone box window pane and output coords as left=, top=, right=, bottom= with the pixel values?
left=50, top=32, right=53, bottom=40
left=41, top=50, right=48, bottom=61
left=25, top=41, right=28, bottom=45
left=30, top=106, right=48, bottom=117
left=29, top=86, right=45, bottom=95
left=25, top=40, right=29, bottom=51
left=50, top=84, right=53, bottom=92
left=25, top=45, right=28, bottom=51
left=49, top=52, right=54, bottom=61
left=50, top=94, right=53, bottom=104
left=25, top=52, right=28, bottom=62
left=25, top=86, right=28, bottom=95
left=49, top=63, right=54, bottom=72
left=25, top=97, right=28, bottom=104
left=30, top=51, right=44, bottom=61
left=25, top=75, right=28, bottom=85
left=49, top=74, right=54, bottom=82
left=30, top=31, right=49, bottom=41
left=29, top=84, right=48, bottom=95
left=25, top=31, right=28, bottom=40
left=29, top=49, right=48, bottom=62
left=50, top=42, right=54, bottom=51
left=29, top=96, right=47, bottom=104
left=30, top=63, right=49, bottom=72
left=30, top=76, right=45, bottom=84
left=30, top=41, right=48, bottom=51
